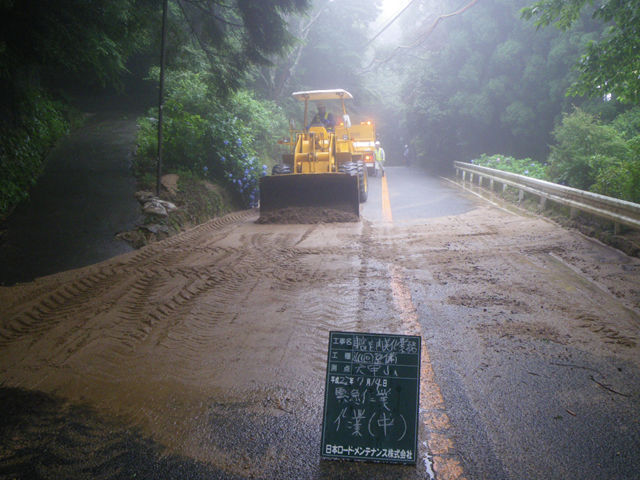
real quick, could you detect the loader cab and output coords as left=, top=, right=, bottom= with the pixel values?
left=306, top=102, right=336, bottom=132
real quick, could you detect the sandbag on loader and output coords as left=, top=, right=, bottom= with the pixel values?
left=259, top=89, right=369, bottom=223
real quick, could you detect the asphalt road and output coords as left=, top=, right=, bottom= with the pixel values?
left=0, top=94, right=153, bottom=287
left=0, top=159, right=639, bottom=480
left=364, top=167, right=478, bottom=223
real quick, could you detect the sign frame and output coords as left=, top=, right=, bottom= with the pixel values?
left=320, top=331, right=421, bottom=464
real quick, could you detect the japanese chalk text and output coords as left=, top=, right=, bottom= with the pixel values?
left=321, top=332, right=421, bottom=464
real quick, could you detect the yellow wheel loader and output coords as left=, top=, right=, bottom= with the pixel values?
left=259, top=89, right=369, bottom=220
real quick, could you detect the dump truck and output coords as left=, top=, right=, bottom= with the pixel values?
left=259, top=89, right=369, bottom=220
left=350, top=120, right=378, bottom=177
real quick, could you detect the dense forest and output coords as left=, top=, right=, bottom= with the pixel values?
left=1, top=0, right=639, bottom=217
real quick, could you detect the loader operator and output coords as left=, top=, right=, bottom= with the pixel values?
left=375, top=141, right=386, bottom=177
left=308, top=102, right=335, bottom=132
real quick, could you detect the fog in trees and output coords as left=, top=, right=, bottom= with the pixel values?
left=3, top=0, right=639, bottom=219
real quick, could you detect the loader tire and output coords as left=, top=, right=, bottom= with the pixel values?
left=339, top=162, right=368, bottom=203
left=338, top=162, right=358, bottom=176
left=357, top=161, right=368, bottom=203
left=272, top=164, right=293, bottom=175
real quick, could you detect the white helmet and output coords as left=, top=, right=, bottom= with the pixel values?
left=375, top=141, right=380, bottom=146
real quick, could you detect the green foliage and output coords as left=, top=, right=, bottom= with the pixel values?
left=229, top=90, right=290, bottom=164
left=520, top=0, right=590, bottom=31
left=0, top=0, right=158, bottom=89
left=175, top=170, right=229, bottom=220
left=590, top=158, right=640, bottom=203
left=135, top=70, right=289, bottom=208
left=600, top=107, right=640, bottom=202
left=472, top=107, right=640, bottom=203
left=177, top=0, right=311, bottom=94
left=611, top=107, right=640, bottom=143
left=521, top=0, right=640, bottom=103
left=0, top=92, right=76, bottom=217
left=471, top=154, right=548, bottom=179
left=400, top=0, right=600, bottom=169
left=547, top=108, right=631, bottom=191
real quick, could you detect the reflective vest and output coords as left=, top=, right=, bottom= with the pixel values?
left=375, top=147, right=385, bottom=163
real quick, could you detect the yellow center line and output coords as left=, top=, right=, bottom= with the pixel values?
left=389, top=265, right=467, bottom=480
left=381, top=175, right=393, bottom=223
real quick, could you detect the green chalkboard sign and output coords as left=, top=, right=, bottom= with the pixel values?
left=321, top=331, right=421, bottom=464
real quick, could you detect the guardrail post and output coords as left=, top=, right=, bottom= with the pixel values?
left=540, top=197, right=547, bottom=211
left=518, top=189, right=524, bottom=202
left=570, top=207, right=578, bottom=219
left=490, top=179, right=494, bottom=191
left=479, top=175, right=483, bottom=187
left=462, top=171, right=466, bottom=181
left=614, top=223, right=621, bottom=235
left=470, top=173, right=474, bottom=183
left=455, top=168, right=459, bottom=178
left=502, top=183, right=507, bottom=192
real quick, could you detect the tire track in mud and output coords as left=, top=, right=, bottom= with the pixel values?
left=0, top=268, right=138, bottom=346
left=131, top=221, right=367, bottom=473
left=0, top=212, right=266, bottom=392
left=0, top=212, right=256, bottom=345
left=238, top=224, right=364, bottom=386
left=79, top=232, right=298, bottom=385
left=2, top=214, right=347, bottom=473
left=34, top=219, right=361, bottom=402
left=0, top=215, right=424, bottom=478
left=114, top=210, right=255, bottom=270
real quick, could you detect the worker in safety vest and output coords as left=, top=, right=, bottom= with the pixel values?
left=308, top=101, right=335, bottom=131
left=374, top=141, right=386, bottom=177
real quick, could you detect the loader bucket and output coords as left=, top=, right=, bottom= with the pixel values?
left=259, top=173, right=360, bottom=222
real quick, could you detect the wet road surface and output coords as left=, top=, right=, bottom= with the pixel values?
left=0, top=165, right=639, bottom=479
left=0, top=95, right=153, bottom=286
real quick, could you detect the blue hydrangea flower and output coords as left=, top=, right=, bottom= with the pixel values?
left=203, top=166, right=208, bottom=171
left=221, top=156, right=226, bottom=162
left=223, top=140, right=229, bottom=146
left=237, top=138, right=242, bottom=146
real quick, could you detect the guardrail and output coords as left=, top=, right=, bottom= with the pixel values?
left=453, top=161, right=640, bottom=234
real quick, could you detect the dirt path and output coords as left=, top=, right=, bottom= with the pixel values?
left=0, top=94, right=154, bottom=286
left=0, top=198, right=638, bottom=478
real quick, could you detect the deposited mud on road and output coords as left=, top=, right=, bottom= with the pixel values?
left=256, top=206, right=360, bottom=224
left=0, top=204, right=639, bottom=478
